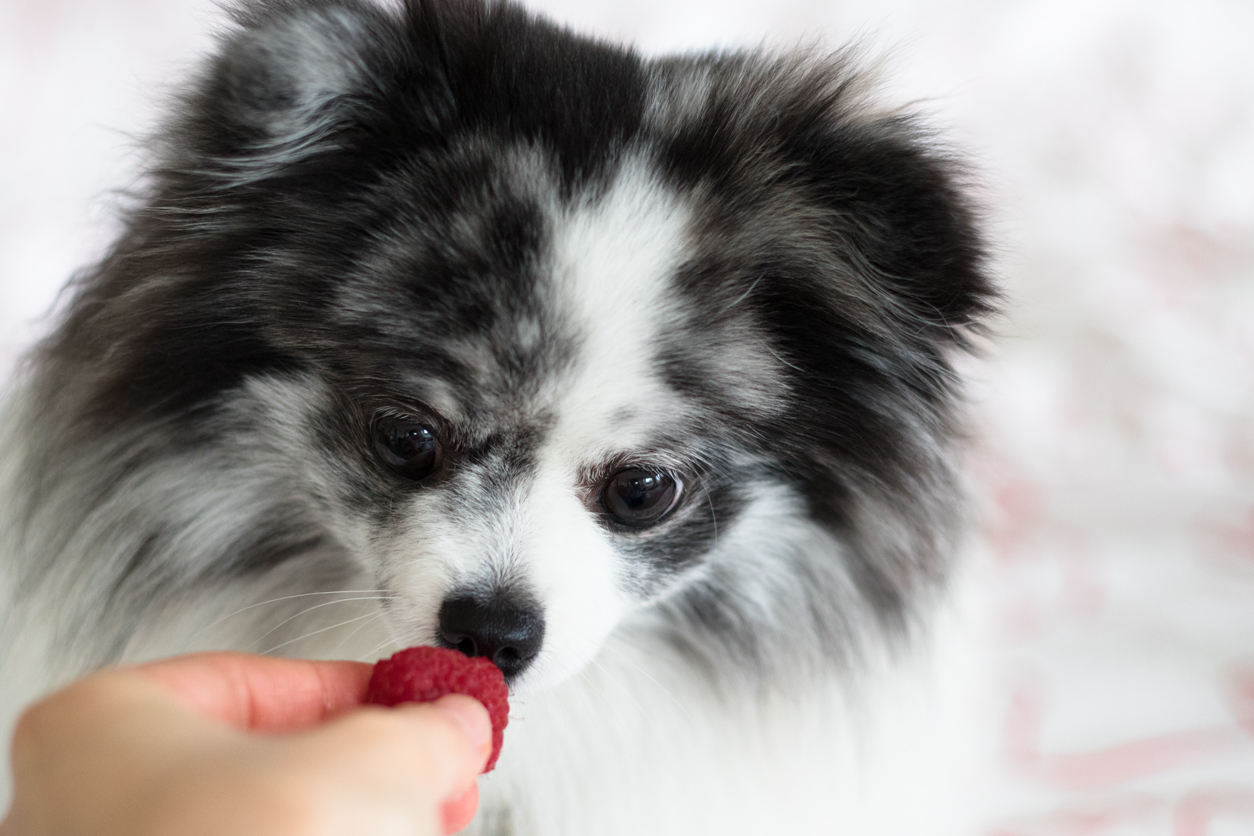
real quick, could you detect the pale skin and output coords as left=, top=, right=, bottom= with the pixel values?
left=0, top=653, right=491, bottom=836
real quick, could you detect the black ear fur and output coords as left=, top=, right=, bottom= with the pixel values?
left=219, top=2, right=380, bottom=137
left=655, top=54, right=993, bottom=352
left=783, top=115, right=993, bottom=347
left=181, top=0, right=410, bottom=181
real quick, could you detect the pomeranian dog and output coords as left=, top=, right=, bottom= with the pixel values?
left=0, top=0, right=994, bottom=831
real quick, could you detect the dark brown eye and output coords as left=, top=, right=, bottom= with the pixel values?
left=601, top=468, right=683, bottom=526
left=373, top=415, right=443, bottom=481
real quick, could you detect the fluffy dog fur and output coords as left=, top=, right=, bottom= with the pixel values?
left=0, top=0, right=994, bottom=831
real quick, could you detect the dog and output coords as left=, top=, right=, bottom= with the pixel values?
left=0, top=0, right=995, bottom=831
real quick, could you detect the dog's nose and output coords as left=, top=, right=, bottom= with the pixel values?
left=437, top=594, right=545, bottom=680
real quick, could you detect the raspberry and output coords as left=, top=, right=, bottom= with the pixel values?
left=366, top=645, right=509, bottom=772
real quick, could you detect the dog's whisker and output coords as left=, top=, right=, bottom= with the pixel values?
left=579, top=658, right=642, bottom=737
left=563, top=665, right=630, bottom=738
left=329, top=611, right=389, bottom=656
left=257, top=612, right=383, bottom=656
left=193, top=590, right=393, bottom=639
left=553, top=630, right=681, bottom=731
left=246, top=596, right=395, bottom=653
left=357, top=634, right=403, bottom=664
left=595, top=641, right=700, bottom=726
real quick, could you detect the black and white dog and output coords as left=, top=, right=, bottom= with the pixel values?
left=0, top=0, right=994, bottom=831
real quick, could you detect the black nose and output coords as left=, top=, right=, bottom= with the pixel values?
left=437, top=594, right=545, bottom=680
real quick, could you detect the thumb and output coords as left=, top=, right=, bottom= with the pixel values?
left=413, top=694, right=494, bottom=789
left=288, top=695, right=492, bottom=833
left=421, top=697, right=494, bottom=834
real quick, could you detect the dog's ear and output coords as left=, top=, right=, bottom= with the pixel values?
left=661, top=56, right=994, bottom=349
left=791, top=114, right=995, bottom=348
left=178, top=0, right=443, bottom=182
left=215, top=2, right=383, bottom=140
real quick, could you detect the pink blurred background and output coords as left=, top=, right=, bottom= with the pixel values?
left=2, top=0, right=1252, bottom=832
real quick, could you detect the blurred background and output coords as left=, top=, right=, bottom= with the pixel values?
left=2, top=0, right=1252, bottom=832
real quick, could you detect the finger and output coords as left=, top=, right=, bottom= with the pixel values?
left=425, top=695, right=494, bottom=773
left=299, top=696, right=491, bottom=804
left=440, top=782, right=479, bottom=835
left=129, top=652, right=374, bottom=731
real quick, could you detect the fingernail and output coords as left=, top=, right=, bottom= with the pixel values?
left=433, top=694, right=492, bottom=749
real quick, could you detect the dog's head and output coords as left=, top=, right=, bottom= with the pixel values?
left=42, top=0, right=993, bottom=689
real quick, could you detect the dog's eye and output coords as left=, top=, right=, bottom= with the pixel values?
left=601, top=468, right=683, bottom=526
left=373, top=416, right=443, bottom=481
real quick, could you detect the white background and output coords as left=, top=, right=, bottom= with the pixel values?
left=3, top=1, right=1253, bottom=832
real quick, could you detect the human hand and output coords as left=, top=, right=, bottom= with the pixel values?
left=0, top=652, right=491, bottom=836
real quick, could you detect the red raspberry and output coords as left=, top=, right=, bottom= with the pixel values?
left=366, top=645, right=509, bottom=772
